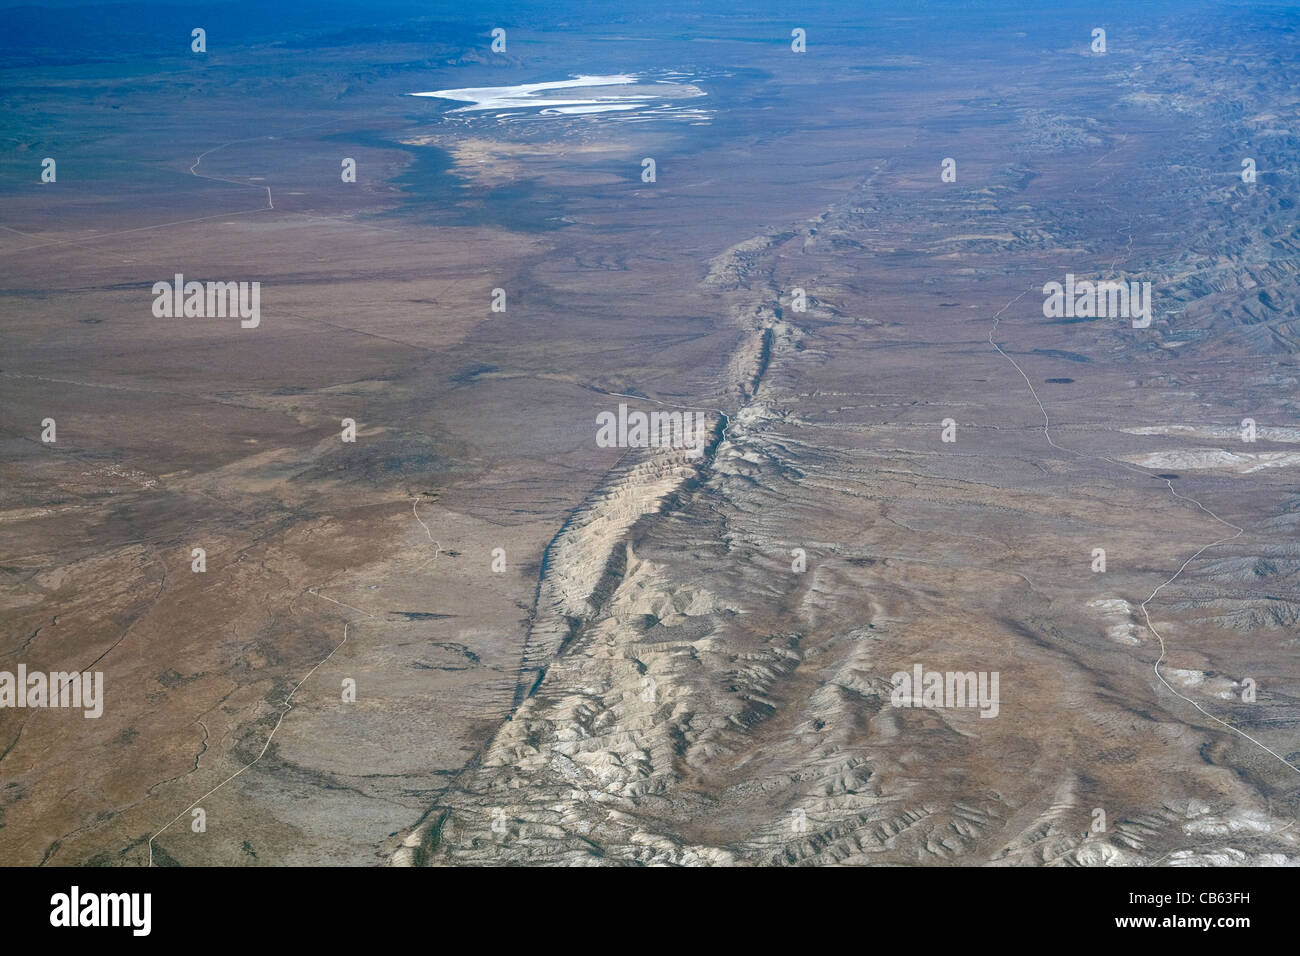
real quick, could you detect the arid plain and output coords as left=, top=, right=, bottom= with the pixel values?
left=2, top=1, right=1299, bottom=866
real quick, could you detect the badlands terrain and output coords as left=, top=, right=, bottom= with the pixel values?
left=1, top=0, right=1298, bottom=866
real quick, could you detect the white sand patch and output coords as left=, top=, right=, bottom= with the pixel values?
left=411, top=74, right=639, bottom=111
left=409, top=74, right=708, bottom=121
left=1166, top=667, right=1205, bottom=687
left=541, top=103, right=639, bottom=115
left=1087, top=598, right=1141, bottom=645
left=1185, top=811, right=1276, bottom=836
left=1123, top=424, right=1300, bottom=443
left=1122, top=448, right=1300, bottom=473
